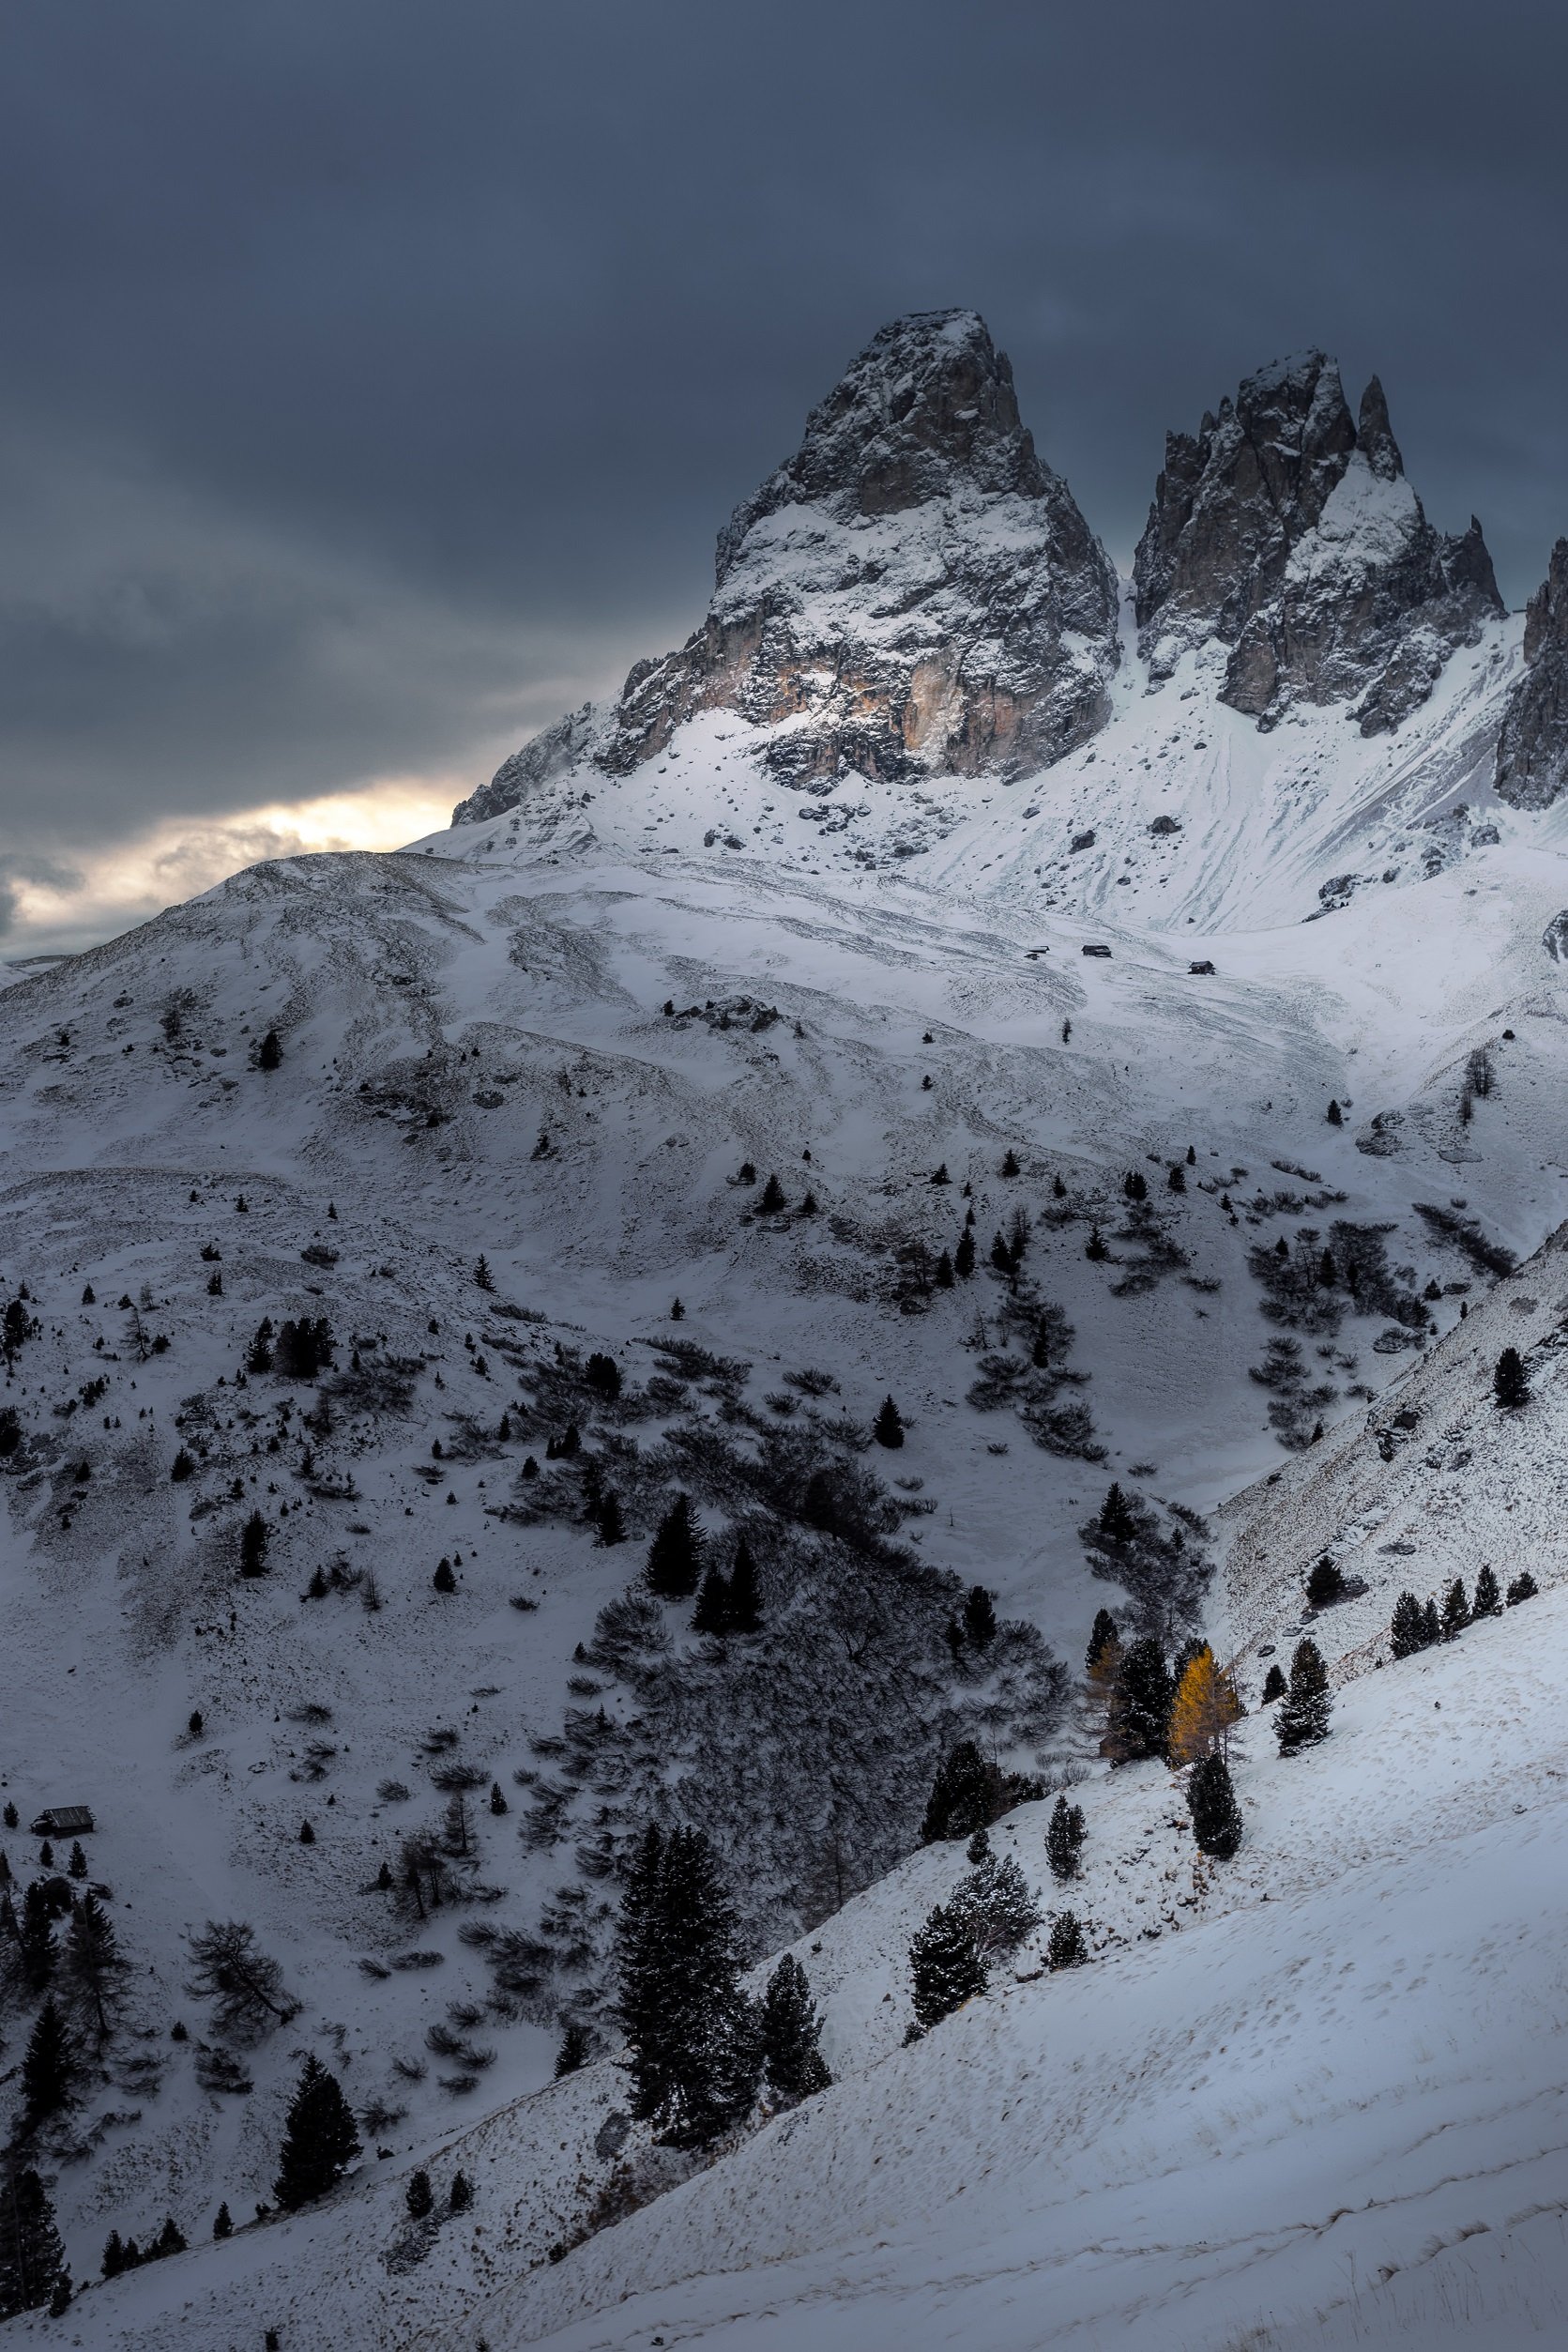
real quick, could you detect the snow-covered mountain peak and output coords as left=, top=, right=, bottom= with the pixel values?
left=1134, top=350, right=1503, bottom=735
left=456, top=312, right=1120, bottom=820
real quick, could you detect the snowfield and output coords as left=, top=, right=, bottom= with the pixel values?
left=2, top=561, right=1566, bottom=2345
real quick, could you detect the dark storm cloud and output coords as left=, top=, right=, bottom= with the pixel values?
left=4, top=0, right=1567, bottom=880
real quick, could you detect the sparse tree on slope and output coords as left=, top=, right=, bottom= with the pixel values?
left=909, top=1900, right=987, bottom=2029
left=272, top=2056, right=360, bottom=2209
left=1275, top=1638, right=1332, bottom=1756
left=760, top=1955, right=831, bottom=2103
left=1167, top=1645, right=1243, bottom=1766
left=1045, top=1795, right=1087, bottom=1881
left=1494, top=1347, right=1530, bottom=1408
left=1186, top=1753, right=1243, bottom=1858
left=0, top=2169, right=69, bottom=2317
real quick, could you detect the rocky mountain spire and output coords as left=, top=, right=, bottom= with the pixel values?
left=1496, top=538, right=1568, bottom=808
left=1133, top=352, right=1503, bottom=733
left=457, top=311, right=1119, bottom=821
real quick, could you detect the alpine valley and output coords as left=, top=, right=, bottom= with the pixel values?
left=3, top=311, right=1567, bottom=2350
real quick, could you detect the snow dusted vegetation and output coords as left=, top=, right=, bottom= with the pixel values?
left=2, top=312, right=1567, bottom=2345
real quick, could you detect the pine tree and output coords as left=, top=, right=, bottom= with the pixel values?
left=952, top=1228, right=976, bottom=1278
left=1305, top=1555, right=1346, bottom=1608
left=0, top=2169, right=69, bottom=2317
left=727, top=1538, right=763, bottom=1632
left=989, top=1229, right=1012, bottom=1275
left=101, top=2229, right=128, bottom=2277
left=691, top=1563, right=732, bottom=1633
left=908, top=1901, right=987, bottom=2028
left=63, top=1891, right=124, bottom=2040
left=405, top=2170, right=434, bottom=2221
left=1186, top=1753, right=1243, bottom=1858
left=1494, top=1347, right=1530, bottom=1408
left=19, top=1885, right=55, bottom=1993
left=433, top=1557, right=457, bottom=1594
left=67, top=1840, right=86, bottom=1879
left=1166, top=1646, right=1242, bottom=1766
left=449, top=2170, right=473, bottom=2212
left=212, top=2202, right=233, bottom=2240
left=594, top=1489, right=626, bottom=1547
left=1047, top=1911, right=1089, bottom=1969
left=1085, top=1224, right=1108, bottom=1260
left=1472, top=1564, right=1501, bottom=1617
left=1507, top=1571, right=1538, bottom=1605
left=1422, top=1596, right=1442, bottom=1647
left=474, top=1254, right=495, bottom=1291
left=758, top=1172, right=786, bottom=1213
left=1275, top=1638, right=1332, bottom=1756
left=920, top=1741, right=996, bottom=1843
left=1260, top=1662, right=1286, bottom=1703
left=1085, top=1608, right=1119, bottom=1678
left=1097, top=1482, right=1137, bottom=1545
left=1107, top=1637, right=1173, bottom=1764
left=238, top=1510, right=270, bottom=1578
left=613, top=1825, right=758, bottom=2145
left=1326, top=1098, right=1343, bottom=1125
left=646, top=1492, right=703, bottom=1596
left=271, top=2055, right=361, bottom=2208
left=257, top=1029, right=282, bottom=1071
left=935, top=1248, right=955, bottom=1289
left=759, top=1955, right=831, bottom=2101
left=1390, top=1591, right=1427, bottom=1658
left=1001, top=1149, right=1021, bottom=1177
left=21, top=1997, right=72, bottom=2128
left=1441, top=1578, right=1470, bottom=1641
left=153, top=2216, right=187, bottom=2257
left=872, top=1396, right=905, bottom=1449
left=1045, top=1795, right=1087, bottom=1881
left=962, top=1584, right=997, bottom=1647
left=954, top=1850, right=1043, bottom=1955
left=554, top=2023, right=589, bottom=2077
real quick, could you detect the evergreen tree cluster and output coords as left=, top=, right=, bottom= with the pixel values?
left=1390, top=1564, right=1528, bottom=1659
left=921, top=1740, right=1043, bottom=1845
left=100, top=2214, right=189, bottom=2279
left=1079, top=1482, right=1214, bottom=1642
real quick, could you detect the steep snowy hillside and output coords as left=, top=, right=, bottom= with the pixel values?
left=20, top=1314, right=1568, bottom=2350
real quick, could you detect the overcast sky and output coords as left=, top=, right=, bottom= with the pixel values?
left=5, top=0, right=1567, bottom=948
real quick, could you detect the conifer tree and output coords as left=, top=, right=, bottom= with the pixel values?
left=1275, top=1638, right=1332, bottom=1756
left=21, top=1997, right=72, bottom=2128
left=759, top=1955, right=831, bottom=2101
left=212, top=2202, right=233, bottom=2240
left=554, top=2023, right=589, bottom=2077
left=405, top=2170, right=434, bottom=2221
left=962, top=1584, right=997, bottom=1647
left=1305, top=1555, right=1346, bottom=1608
left=908, top=1900, right=987, bottom=2028
left=153, top=2217, right=187, bottom=2257
left=952, top=1228, right=976, bottom=1278
left=691, top=1562, right=732, bottom=1634
left=1507, top=1571, right=1538, bottom=1605
left=758, top=1172, right=786, bottom=1213
left=433, top=1558, right=457, bottom=1594
left=989, top=1229, right=1012, bottom=1275
left=727, top=1538, right=763, bottom=1632
left=1326, top=1098, right=1343, bottom=1125
left=63, top=1891, right=125, bottom=2040
left=1472, top=1564, right=1501, bottom=1617
left=1260, top=1662, right=1286, bottom=1703
left=1085, top=1608, right=1119, bottom=1678
left=646, top=1492, right=703, bottom=1597
left=271, top=2055, right=360, bottom=2208
left=1166, top=1646, right=1242, bottom=1766
left=474, top=1255, right=495, bottom=1291
left=449, top=2170, right=473, bottom=2212
left=0, top=2169, right=69, bottom=2317
left=19, top=1886, right=55, bottom=1993
left=1001, top=1149, right=1021, bottom=1177
left=1107, top=1637, right=1173, bottom=1764
left=872, top=1396, right=905, bottom=1449
left=920, top=1740, right=996, bottom=1843
left=1186, top=1753, right=1243, bottom=1858
left=594, top=1489, right=626, bottom=1547
left=257, top=1029, right=282, bottom=1071
left=954, top=1850, right=1043, bottom=1956
left=1046, top=1911, right=1088, bottom=1969
left=1390, top=1591, right=1427, bottom=1657
left=238, top=1510, right=271, bottom=1578
left=1494, top=1347, right=1530, bottom=1408
left=1422, top=1596, right=1442, bottom=1647
left=1045, top=1795, right=1087, bottom=1881
left=613, top=1825, right=758, bottom=2144
left=1441, top=1578, right=1470, bottom=1641
left=1085, top=1223, right=1108, bottom=1261
left=101, top=2229, right=128, bottom=2277
left=935, top=1248, right=955, bottom=1288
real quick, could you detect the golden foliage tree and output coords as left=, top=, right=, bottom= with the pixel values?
left=1167, top=1645, right=1242, bottom=1767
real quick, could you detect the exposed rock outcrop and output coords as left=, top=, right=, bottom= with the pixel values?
left=1497, top=539, right=1568, bottom=810
left=455, top=311, right=1119, bottom=822
left=1134, top=352, right=1503, bottom=733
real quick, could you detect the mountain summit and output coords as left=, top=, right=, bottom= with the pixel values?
left=459, top=311, right=1119, bottom=820
left=1133, top=350, right=1502, bottom=732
